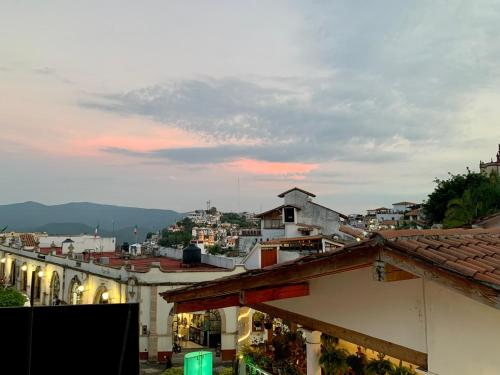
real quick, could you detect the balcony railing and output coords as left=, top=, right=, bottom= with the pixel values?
left=245, top=363, right=273, bottom=375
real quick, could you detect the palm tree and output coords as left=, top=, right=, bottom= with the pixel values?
left=319, top=339, right=349, bottom=375
left=443, top=189, right=480, bottom=228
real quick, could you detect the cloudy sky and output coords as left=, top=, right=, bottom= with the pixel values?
left=2, top=1, right=500, bottom=214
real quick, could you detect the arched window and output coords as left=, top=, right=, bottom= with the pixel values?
left=49, top=272, right=61, bottom=305
left=31, top=266, right=44, bottom=302
left=9, top=260, right=16, bottom=286
left=20, top=263, right=28, bottom=291
left=69, top=276, right=82, bottom=305
left=93, top=285, right=110, bottom=304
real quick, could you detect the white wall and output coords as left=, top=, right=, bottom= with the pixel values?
left=38, top=235, right=116, bottom=253
left=243, top=244, right=261, bottom=270
left=424, top=281, right=500, bottom=375
left=266, top=267, right=427, bottom=353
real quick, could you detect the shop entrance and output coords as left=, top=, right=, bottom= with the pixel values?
left=171, top=310, right=221, bottom=351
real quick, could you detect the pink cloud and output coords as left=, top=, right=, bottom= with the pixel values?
left=227, top=158, right=318, bottom=176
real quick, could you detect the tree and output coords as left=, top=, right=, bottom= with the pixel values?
left=0, top=287, right=27, bottom=307
left=206, top=244, right=223, bottom=255
left=423, top=171, right=489, bottom=225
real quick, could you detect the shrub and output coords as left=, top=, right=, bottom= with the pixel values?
left=0, top=287, right=27, bottom=307
left=161, top=368, right=183, bottom=375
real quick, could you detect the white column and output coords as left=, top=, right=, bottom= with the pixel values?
left=305, top=330, right=322, bottom=375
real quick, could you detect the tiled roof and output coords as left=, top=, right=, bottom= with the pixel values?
left=278, top=187, right=316, bottom=198
left=20, top=234, right=37, bottom=248
left=339, top=225, right=366, bottom=239
left=262, top=235, right=325, bottom=245
left=255, top=204, right=301, bottom=218
left=379, top=228, right=500, bottom=287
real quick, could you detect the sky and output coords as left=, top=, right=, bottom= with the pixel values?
left=2, top=1, right=500, bottom=214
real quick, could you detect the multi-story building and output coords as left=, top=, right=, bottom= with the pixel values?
left=256, top=187, right=348, bottom=241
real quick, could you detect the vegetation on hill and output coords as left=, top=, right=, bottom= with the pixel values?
left=220, top=212, right=255, bottom=228
left=424, top=171, right=500, bottom=228
left=158, top=218, right=194, bottom=247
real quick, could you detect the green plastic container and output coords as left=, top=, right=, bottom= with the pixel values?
left=184, top=351, right=213, bottom=375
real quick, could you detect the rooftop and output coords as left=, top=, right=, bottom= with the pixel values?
left=277, top=187, right=316, bottom=198
left=161, top=228, right=500, bottom=311
left=91, top=252, right=222, bottom=272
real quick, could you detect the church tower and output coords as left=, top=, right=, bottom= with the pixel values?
left=480, top=144, right=500, bottom=175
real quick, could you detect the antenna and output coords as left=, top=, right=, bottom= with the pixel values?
left=237, top=176, right=241, bottom=213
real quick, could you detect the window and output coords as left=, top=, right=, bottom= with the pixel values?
left=49, top=272, right=61, bottom=305
left=283, top=207, right=295, bottom=223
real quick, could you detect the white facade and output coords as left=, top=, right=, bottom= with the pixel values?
left=37, top=234, right=116, bottom=253
left=266, top=266, right=500, bottom=375
left=259, top=188, right=345, bottom=242
left=0, top=243, right=244, bottom=362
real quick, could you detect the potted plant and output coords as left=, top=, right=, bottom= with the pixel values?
left=264, top=315, right=274, bottom=330
left=347, top=354, right=365, bottom=375
left=390, top=361, right=416, bottom=375
left=253, top=311, right=264, bottom=329
left=319, top=335, right=349, bottom=375
left=365, top=353, right=395, bottom=375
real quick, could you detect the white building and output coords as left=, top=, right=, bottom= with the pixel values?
left=0, top=237, right=244, bottom=363
left=256, top=187, right=348, bottom=241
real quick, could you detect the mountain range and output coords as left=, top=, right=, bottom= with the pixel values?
left=0, top=201, right=184, bottom=244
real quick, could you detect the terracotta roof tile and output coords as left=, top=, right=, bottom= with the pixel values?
left=384, top=228, right=500, bottom=287
left=416, top=248, right=448, bottom=264
left=417, top=238, right=448, bottom=249
left=444, top=260, right=478, bottom=277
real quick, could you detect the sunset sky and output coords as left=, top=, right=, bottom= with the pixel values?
left=2, top=1, right=500, bottom=214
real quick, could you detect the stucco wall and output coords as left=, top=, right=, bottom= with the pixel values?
left=425, top=281, right=500, bottom=375
left=266, top=267, right=427, bottom=353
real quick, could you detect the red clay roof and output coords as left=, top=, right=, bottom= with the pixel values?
left=278, top=187, right=316, bottom=198
left=380, top=228, right=500, bottom=287
left=162, top=228, right=500, bottom=308
left=91, top=252, right=220, bottom=272
left=339, top=225, right=366, bottom=239
left=20, top=234, right=37, bottom=248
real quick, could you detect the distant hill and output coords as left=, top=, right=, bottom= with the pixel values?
left=0, top=201, right=184, bottom=244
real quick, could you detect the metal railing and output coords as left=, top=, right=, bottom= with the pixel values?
left=245, top=363, right=273, bottom=375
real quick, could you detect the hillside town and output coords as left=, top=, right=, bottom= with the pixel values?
left=3, top=3, right=500, bottom=374
left=1, top=146, right=500, bottom=375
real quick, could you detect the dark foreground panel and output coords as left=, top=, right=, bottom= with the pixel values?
left=0, top=303, right=139, bottom=375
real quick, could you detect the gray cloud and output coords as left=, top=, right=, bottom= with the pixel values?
left=82, top=1, right=500, bottom=168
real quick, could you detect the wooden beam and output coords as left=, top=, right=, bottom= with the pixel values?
left=162, top=245, right=378, bottom=303
left=175, top=294, right=240, bottom=313
left=243, top=283, right=309, bottom=305
left=383, top=263, right=419, bottom=282
left=249, top=302, right=428, bottom=370
left=380, top=247, right=500, bottom=309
